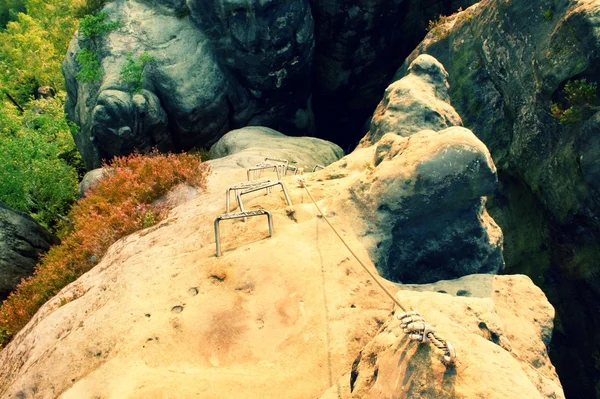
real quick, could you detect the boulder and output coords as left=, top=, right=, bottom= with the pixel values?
left=395, top=1, right=600, bottom=395
left=360, top=54, right=463, bottom=146
left=332, top=274, right=564, bottom=399
left=63, top=0, right=315, bottom=169
left=0, top=203, right=59, bottom=300
left=334, top=128, right=503, bottom=284
left=78, top=168, right=107, bottom=197
left=347, top=54, right=501, bottom=283
left=209, top=126, right=344, bottom=171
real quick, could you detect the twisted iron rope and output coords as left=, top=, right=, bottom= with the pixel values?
left=297, top=178, right=456, bottom=366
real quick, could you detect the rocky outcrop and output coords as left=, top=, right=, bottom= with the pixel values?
left=63, top=0, right=478, bottom=168
left=360, top=54, right=463, bottom=146
left=63, top=0, right=315, bottom=169
left=311, top=0, right=479, bottom=149
left=339, top=274, right=564, bottom=399
left=0, top=203, right=59, bottom=300
left=209, top=126, right=345, bottom=171
left=347, top=129, right=503, bottom=284
left=349, top=54, right=502, bottom=283
left=0, top=134, right=560, bottom=397
left=395, top=1, right=600, bottom=396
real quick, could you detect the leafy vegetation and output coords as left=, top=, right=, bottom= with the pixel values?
left=75, top=11, right=120, bottom=83
left=75, top=48, right=102, bottom=83
left=0, top=93, right=82, bottom=230
left=0, top=0, right=25, bottom=28
left=0, top=0, right=85, bottom=103
left=541, top=8, right=553, bottom=21
left=0, top=152, right=209, bottom=348
left=550, top=79, right=598, bottom=125
left=72, top=0, right=106, bottom=19
left=119, top=52, right=155, bottom=93
left=78, top=11, right=119, bottom=39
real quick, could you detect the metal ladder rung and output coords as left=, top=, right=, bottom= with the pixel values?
left=217, top=210, right=268, bottom=220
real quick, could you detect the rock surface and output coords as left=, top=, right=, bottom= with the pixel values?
left=63, top=0, right=478, bottom=168
left=78, top=168, right=107, bottom=197
left=361, top=54, right=463, bottom=146
left=63, top=0, right=315, bottom=169
left=0, top=203, right=59, bottom=300
left=337, top=274, right=564, bottom=399
left=347, top=129, right=503, bottom=284
left=0, top=137, right=561, bottom=398
left=353, top=54, right=502, bottom=283
left=209, top=126, right=345, bottom=171
left=311, top=0, right=479, bottom=149
left=395, top=0, right=600, bottom=395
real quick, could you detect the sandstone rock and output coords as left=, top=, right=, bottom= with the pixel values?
left=396, top=1, right=600, bottom=394
left=336, top=128, right=503, bottom=284
left=0, top=203, right=59, bottom=300
left=311, top=0, right=478, bottom=149
left=361, top=55, right=463, bottom=146
left=577, top=112, right=600, bottom=196
left=64, top=0, right=479, bottom=168
left=331, top=274, right=564, bottom=399
left=63, top=0, right=315, bottom=169
left=0, top=144, right=561, bottom=397
left=78, top=168, right=107, bottom=197
left=209, top=126, right=344, bottom=171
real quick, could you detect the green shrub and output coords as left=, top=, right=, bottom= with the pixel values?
left=75, top=11, right=120, bottom=83
left=119, top=52, right=155, bottom=93
left=79, top=11, right=119, bottom=39
left=550, top=79, right=598, bottom=125
left=0, top=93, right=80, bottom=230
left=73, top=0, right=107, bottom=19
left=0, top=152, right=209, bottom=348
left=0, top=0, right=25, bottom=29
left=541, top=8, right=553, bottom=21
left=564, top=79, right=598, bottom=106
left=75, top=47, right=101, bottom=83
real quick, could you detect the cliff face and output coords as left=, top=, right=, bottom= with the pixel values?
left=395, top=1, right=600, bottom=395
left=0, top=203, right=59, bottom=301
left=0, top=130, right=562, bottom=398
left=63, top=0, right=477, bottom=168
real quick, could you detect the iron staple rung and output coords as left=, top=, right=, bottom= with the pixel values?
left=254, top=163, right=285, bottom=168
left=228, top=179, right=273, bottom=190
left=240, top=181, right=281, bottom=193
left=218, top=210, right=268, bottom=220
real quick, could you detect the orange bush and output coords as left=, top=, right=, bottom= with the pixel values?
left=0, top=151, right=208, bottom=346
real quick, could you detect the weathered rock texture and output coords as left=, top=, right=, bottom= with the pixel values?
left=361, top=54, right=463, bottom=146
left=348, top=129, right=503, bottom=284
left=63, top=0, right=478, bottom=168
left=396, top=1, right=600, bottom=396
left=0, top=136, right=561, bottom=398
left=352, top=54, right=502, bottom=283
left=63, top=0, right=315, bottom=169
left=209, top=126, right=345, bottom=171
left=311, top=0, right=479, bottom=149
left=338, top=274, right=564, bottom=399
left=0, top=203, right=59, bottom=300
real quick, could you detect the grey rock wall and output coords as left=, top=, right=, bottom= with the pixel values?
left=0, top=203, right=59, bottom=300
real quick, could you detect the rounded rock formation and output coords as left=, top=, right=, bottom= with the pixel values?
left=0, top=202, right=59, bottom=300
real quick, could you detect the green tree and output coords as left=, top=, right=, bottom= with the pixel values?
left=0, top=0, right=25, bottom=29
left=0, top=94, right=81, bottom=230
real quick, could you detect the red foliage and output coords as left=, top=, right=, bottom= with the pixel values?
left=0, top=152, right=208, bottom=346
